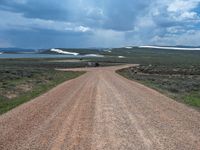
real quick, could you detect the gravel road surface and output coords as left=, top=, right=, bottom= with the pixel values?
left=0, top=65, right=200, bottom=150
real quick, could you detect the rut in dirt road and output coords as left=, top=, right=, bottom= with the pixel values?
left=0, top=65, right=200, bottom=150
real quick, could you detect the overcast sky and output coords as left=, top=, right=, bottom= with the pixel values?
left=0, top=0, right=200, bottom=48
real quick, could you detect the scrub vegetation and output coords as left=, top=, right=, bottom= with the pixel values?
left=118, top=65, right=200, bottom=108
left=0, top=59, right=86, bottom=114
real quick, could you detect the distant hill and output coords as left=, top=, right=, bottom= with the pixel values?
left=1, top=46, right=200, bottom=55
left=41, top=48, right=103, bottom=55
left=163, top=45, right=200, bottom=48
left=137, top=46, right=200, bottom=50
left=0, top=48, right=45, bottom=54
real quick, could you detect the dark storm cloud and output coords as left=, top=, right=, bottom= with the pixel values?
left=0, top=0, right=70, bottom=21
left=1, top=28, right=92, bottom=48
left=0, top=0, right=151, bottom=31
left=0, top=0, right=200, bottom=48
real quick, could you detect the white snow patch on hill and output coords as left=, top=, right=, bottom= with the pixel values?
left=84, top=54, right=104, bottom=57
left=118, top=56, right=125, bottom=58
left=125, top=46, right=132, bottom=49
left=139, top=46, right=200, bottom=50
left=51, top=48, right=79, bottom=55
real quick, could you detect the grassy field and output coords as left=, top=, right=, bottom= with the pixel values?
left=0, top=59, right=87, bottom=114
left=117, top=65, right=200, bottom=108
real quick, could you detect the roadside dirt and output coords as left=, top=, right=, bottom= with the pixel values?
left=0, top=64, right=200, bottom=150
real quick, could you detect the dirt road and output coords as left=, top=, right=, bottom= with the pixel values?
left=0, top=65, right=200, bottom=150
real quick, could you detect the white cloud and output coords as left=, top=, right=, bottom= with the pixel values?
left=167, top=26, right=186, bottom=34
left=0, top=10, right=92, bottom=33
left=65, top=25, right=91, bottom=32
left=150, top=29, right=200, bottom=46
left=75, top=26, right=91, bottom=32
left=180, top=12, right=198, bottom=19
left=167, top=0, right=199, bottom=12
left=166, top=0, right=200, bottom=21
